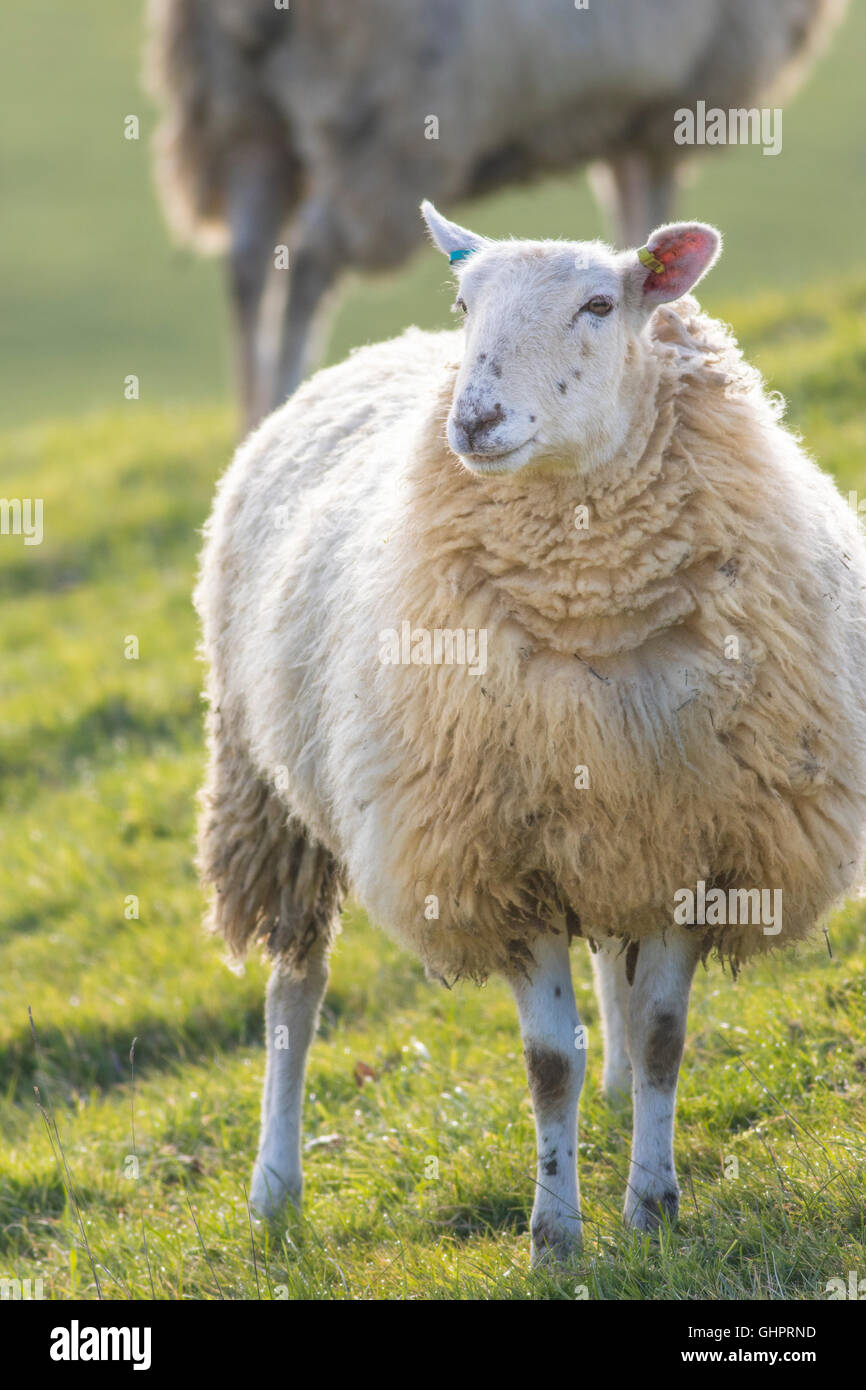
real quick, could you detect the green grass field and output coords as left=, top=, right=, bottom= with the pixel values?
left=1, top=276, right=865, bottom=1300
left=2, top=0, right=866, bottom=1302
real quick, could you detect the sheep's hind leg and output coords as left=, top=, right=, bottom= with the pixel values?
left=590, top=941, right=633, bottom=1100
left=198, top=723, right=343, bottom=1218
left=509, top=929, right=585, bottom=1264
left=225, top=143, right=292, bottom=433
left=588, top=151, right=678, bottom=247
left=623, top=930, right=700, bottom=1233
left=250, top=936, right=331, bottom=1220
left=272, top=196, right=341, bottom=406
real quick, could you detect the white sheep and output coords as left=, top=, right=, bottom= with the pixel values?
left=195, top=202, right=866, bottom=1262
left=146, top=0, right=847, bottom=428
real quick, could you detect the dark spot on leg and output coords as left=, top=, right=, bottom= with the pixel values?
left=630, top=1188, right=680, bottom=1233
left=542, top=1149, right=558, bottom=1177
left=625, top=939, right=640, bottom=986
left=557, top=380, right=567, bottom=394
left=525, top=1042, right=571, bottom=1110
left=646, top=1009, right=685, bottom=1089
left=657, top=1187, right=679, bottom=1221
left=529, top=414, right=536, bottom=423
left=554, top=986, right=561, bottom=998
left=573, top=369, right=582, bottom=379
left=530, top=1212, right=579, bottom=1261
left=478, top=352, right=487, bottom=362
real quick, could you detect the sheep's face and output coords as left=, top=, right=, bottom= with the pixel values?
left=446, top=241, right=636, bottom=476
left=421, top=201, right=721, bottom=477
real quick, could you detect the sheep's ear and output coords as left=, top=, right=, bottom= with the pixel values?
left=628, top=222, right=721, bottom=309
left=421, top=200, right=486, bottom=265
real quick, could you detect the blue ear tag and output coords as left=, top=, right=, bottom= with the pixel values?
left=449, top=248, right=475, bottom=264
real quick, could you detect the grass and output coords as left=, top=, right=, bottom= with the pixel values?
left=1, top=276, right=865, bottom=1299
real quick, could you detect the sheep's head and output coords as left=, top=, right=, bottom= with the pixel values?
left=421, top=200, right=721, bottom=477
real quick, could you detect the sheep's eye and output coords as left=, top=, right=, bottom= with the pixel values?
left=454, top=296, right=468, bottom=315
left=583, top=295, right=613, bottom=317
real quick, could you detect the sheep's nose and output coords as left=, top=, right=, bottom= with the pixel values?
left=454, top=401, right=505, bottom=450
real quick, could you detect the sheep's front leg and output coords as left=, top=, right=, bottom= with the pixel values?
left=250, top=939, right=330, bottom=1220
left=510, top=929, right=585, bottom=1264
left=624, top=931, right=700, bottom=1232
left=590, top=942, right=633, bottom=1099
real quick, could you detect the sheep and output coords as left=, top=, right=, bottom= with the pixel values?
left=146, top=0, right=847, bottom=429
left=194, top=201, right=866, bottom=1263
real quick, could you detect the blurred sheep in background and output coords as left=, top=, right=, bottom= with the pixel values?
left=145, top=0, right=846, bottom=428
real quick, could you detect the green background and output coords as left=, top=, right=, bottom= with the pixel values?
left=1, top=0, right=865, bottom=427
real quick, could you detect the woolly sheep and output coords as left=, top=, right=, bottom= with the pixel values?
left=146, top=0, right=847, bottom=428
left=195, top=203, right=866, bottom=1262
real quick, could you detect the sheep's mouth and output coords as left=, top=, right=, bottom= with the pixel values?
left=459, top=434, right=538, bottom=474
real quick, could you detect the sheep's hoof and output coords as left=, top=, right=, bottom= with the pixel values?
left=249, top=1164, right=302, bottom=1223
left=530, top=1215, right=582, bottom=1267
left=624, top=1187, right=679, bottom=1234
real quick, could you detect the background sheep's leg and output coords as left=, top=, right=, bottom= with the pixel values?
left=225, top=144, right=290, bottom=432
left=623, top=930, right=700, bottom=1232
left=250, top=937, right=331, bottom=1220
left=509, top=929, right=585, bottom=1264
left=588, top=152, right=678, bottom=247
left=271, top=198, right=341, bottom=408
left=590, top=943, right=633, bottom=1099
left=642, top=155, right=678, bottom=241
